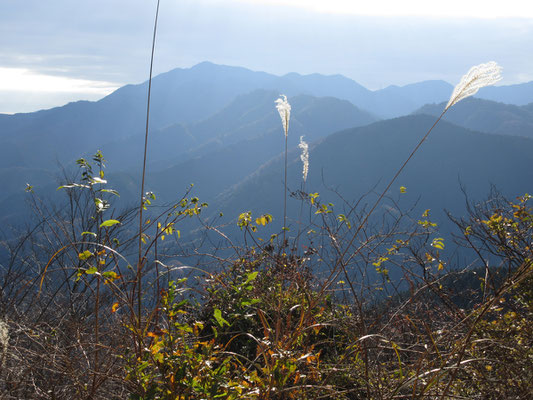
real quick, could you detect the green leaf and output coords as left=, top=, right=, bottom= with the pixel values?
left=100, top=219, right=120, bottom=228
left=98, top=189, right=120, bottom=197
left=244, top=271, right=259, bottom=285
left=85, top=266, right=98, bottom=274
left=57, top=183, right=90, bottom=190
left=81, top=231, right=97, bottom=237
left=213, top=308, right=230, bottom=327
left=91, top=176, right=107, bottom=185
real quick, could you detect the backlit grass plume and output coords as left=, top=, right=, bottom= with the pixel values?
left=446, top=61, right=502, bottom=111
left=298, top=135, right=309, bottom=182
left=326, top=62, right=504, bottom=301
left=275, top=95, right=291, bottom=137
left=275, top=94, right=291, bottom=244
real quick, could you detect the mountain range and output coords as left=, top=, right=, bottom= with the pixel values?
left=215, top=115, right=533, bottom=238
left=414, top=97, right=533, bottom=139
left=1, top=61, right=533, bottom=237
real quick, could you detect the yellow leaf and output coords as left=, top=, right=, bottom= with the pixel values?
left=400, top=186, right=407, bottom=193
left=78, top=250, right=93, bottom=260
left=111, top=302, right=119, bottom=313
left=256, top=216, right=267, bottom=226
left=431, top=238, right=445, bottom=250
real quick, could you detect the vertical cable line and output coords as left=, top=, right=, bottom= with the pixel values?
left=137, top=0, right=161, bottom=328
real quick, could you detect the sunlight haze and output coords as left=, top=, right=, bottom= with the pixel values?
left=1, top=0, right=532, bottom=113
left=236, top=0, right=533, bottom=18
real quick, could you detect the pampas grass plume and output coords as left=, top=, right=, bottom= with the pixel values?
left=298, top=135, right=309, bottom=182
left=446, top=61, right=502, bottom=111
left=275, top=95, right=291, bottom=137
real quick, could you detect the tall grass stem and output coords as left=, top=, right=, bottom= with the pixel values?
left=137, top=0, right=161, bottom=329
left=283, top=133, right=288, bottom=245
left=275, top=95, right=291, bottom=247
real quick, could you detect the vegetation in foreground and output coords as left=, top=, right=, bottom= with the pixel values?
left=0, top=151, right=531, bottom=399
left=0, top=62, right=531, bottom=399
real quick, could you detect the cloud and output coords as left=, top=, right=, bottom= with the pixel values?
left=232, top=0, right=533, bottom=19
left=0, top=67, right=119, bottom=94
left=1, top=0, right=533, bottom=113
left=0, top=67, right=119, bottom=113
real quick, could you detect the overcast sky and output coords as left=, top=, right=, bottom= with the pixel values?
left=1, top=0, right=533, bottom=113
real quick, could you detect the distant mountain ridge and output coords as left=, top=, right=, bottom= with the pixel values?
left=0, top=90, right=377, bottom=223
left=413, top=98, right=533, bottom=139
left=2, top=62, right=532, bottom=167
left=477, top=81, right=533, bottom=105
left=215, top=115, right=533, bottom=237
left=1, top=61, right=533, bottom=228
left=146, top=90, right=377, bottom=205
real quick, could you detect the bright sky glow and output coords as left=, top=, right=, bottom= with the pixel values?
left=236, top=0, right=533, bottom=19
left=0, top=67, right=119, bottom=94
left=2, top=0, right=533, bottom=113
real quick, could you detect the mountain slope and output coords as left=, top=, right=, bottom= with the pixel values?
left=3, top=61, right=532, bottom=174
left=86, top=90, right=377, bottom=171
left=477, top=81, right=533, bottom=105
left=371, top=80, right=453, bottom=117
left=147, top=91, right=378, bottom=204
left=0, top=91, right=377, bottom=224
left=216, top=115, right=533, bottom=234
left=414, top=98, right=533, bottom=138
left=0, top=62, right=453, bottom=171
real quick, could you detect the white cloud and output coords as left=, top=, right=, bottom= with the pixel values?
left=0, top=67, right=119, bottom=94
left=231, top=0, right=533, bottom=19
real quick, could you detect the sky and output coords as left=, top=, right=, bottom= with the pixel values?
left=1, top=0, right=533, bottom=113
